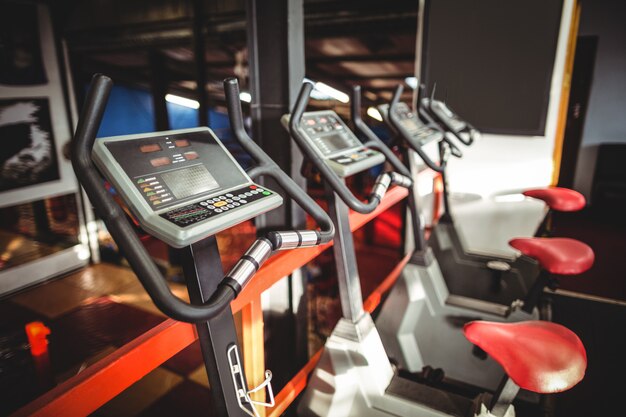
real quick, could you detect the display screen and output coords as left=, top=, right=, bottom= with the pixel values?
left=319, top=133, right=353, bottom=153
left=140, top=143, right=162, bottom=153
left=175, top=139, right=190, bottom=147
left=161, top=165, right=220, bottom=199
left=183, top=151, right=199, bottom=160
left=400, top=118, right=420, bottom=133
left=150, top=157, right=171, bottom=167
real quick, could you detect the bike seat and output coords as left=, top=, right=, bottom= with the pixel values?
left=464, top=321, right=586, bottom=393
left=523, top=187, right=585, bottom=212
left=509, top=237, right=594, bottom=275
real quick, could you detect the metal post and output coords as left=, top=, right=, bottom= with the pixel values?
left=437, top=141, right=453, bottom=224
left=149, top=50, right=170, bottom=131
left=179, top=236, right=251, bottom=417
left=523, top=269, right=550, bottom=314
left=490, top=377, right=520, bottom=417
left=326, top=184, right=365, bottom=323
left=246, top=0, right=306, bottom=230
left=245, top=0, right=308, bottom=377
left=192, top=0, right=209, bottom=127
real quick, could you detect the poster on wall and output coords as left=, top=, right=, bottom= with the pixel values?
left=0, top=2, right=48, bottom=86
left=0, top=98, right=59, bottom=192
left=0, top=2, right=79, bottom=208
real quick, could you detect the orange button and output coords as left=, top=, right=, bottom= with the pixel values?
left=214, top=201, right=227, bottom=207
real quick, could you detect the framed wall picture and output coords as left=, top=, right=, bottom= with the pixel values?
left=0, top=2, right=79, bottom=208
left=0, top=3, right=91, bottom=296
left=0, top=98, right=60, bottom=192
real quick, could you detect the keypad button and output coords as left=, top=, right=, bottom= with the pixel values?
left=232, top=196, right=240, bottom=201
left=240, top=200, right=247, bottom=204
left=251, top=190, right=258, bottom=195
left=222, top=206, right=229, bottom=211
left=208, top=205, right=215, bottom=209
left=256, top=188, right=265, bottom=193
left=233, top=202, right=240, bottom=207
left=226, top=193, right=233, bottom=197
left=227, top=204, right=234, bottom=209
left=214, top=209, right=222, bottom=213
left=262, top=191, right=271, bottom=196
left=200, top=202, right=208, bottom=206
left=245, top=192, right=252, bottom=197
left=226, top=199, right=233, bottom=203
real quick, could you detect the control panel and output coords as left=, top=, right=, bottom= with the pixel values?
left=282, top=110, right=384, bottom=177
left=380, top=102, right=443, bottom=147
left=425, top=99, right=467, bottom=132
left=93, top=127, right=282, bottom=248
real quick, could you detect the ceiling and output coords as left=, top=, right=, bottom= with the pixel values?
left=50, top=0, right=420, bottom=114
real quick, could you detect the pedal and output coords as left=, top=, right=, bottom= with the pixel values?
left=227, top=344, right=275, bottom=417
left=508, top=299, right=525, bottom=314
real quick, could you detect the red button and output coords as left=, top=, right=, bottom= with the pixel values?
left=250, top=185, right=257, bottom=189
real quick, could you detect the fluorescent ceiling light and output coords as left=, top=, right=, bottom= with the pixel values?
left=405, top=76, right=418, bottom=90
left=239, top=91, right=252, bottom=103
left=367, top=106, right=383, bottom=121
left=312, top=81, right=349, bottom=103
left=165, top=94, right=200, bottom=109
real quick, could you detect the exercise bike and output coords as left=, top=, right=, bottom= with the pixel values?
left=371, top=84, right=593, bottom=391
left=284, top=80, right=587, bottom=417
left=72, top=74, right=335, bottom=417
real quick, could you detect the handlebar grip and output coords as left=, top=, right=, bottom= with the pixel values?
left=223, top=228, right=327, bottom=296
left=268, top=230, right=321, bottom=250
left=370, top=172, right=412, bottom=204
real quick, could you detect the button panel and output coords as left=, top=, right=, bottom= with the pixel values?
left=300, top=114, right=359, bottom=156
left=393, top=103, right=441, bottom=144
left=330, top=148, right=381, bottom=166
left=160, top=184, right=273, bottom=227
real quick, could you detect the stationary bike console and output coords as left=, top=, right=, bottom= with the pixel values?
left=281, top=110, right=384, bottom=177
left=429, top=100, right=467, bottom=132
left=378, top=102, right=443, bottom=147
left=421, top=97, right=480, bottom=146
left=94, top=128, right=282, bottom=248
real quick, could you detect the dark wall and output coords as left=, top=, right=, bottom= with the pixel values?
left=422, top=0, right=563, bottom=135
left=573, top=0, right=626, bottom=199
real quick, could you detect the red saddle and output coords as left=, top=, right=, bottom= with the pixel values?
left=464, top=321, right=587, bottom=393
left=523, top=187, right=586, bottom=212
left=509, top=237, right=594, bottom=275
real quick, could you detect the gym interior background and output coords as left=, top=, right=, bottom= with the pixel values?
left=0, top=0, right=624, bottom=416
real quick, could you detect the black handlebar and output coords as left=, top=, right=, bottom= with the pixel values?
left=421, top=97, right=479, bottom=146
left=73, top=75, right=335, bottom=324
left=351, top=86, right=411, bottom=178
left=223, top=78, right=334, bottom=246
left=72, top=74, right=237, bottom=323
left=389, top=85, right=447, bottom=173
left=416, top=102, right=464, bottom=159
left=288, top=81, right=411, bottom=215
left=351, top=85, right=427, bottom=252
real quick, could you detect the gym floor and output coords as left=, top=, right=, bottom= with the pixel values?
left=0, top=205, right=624, bottom=416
